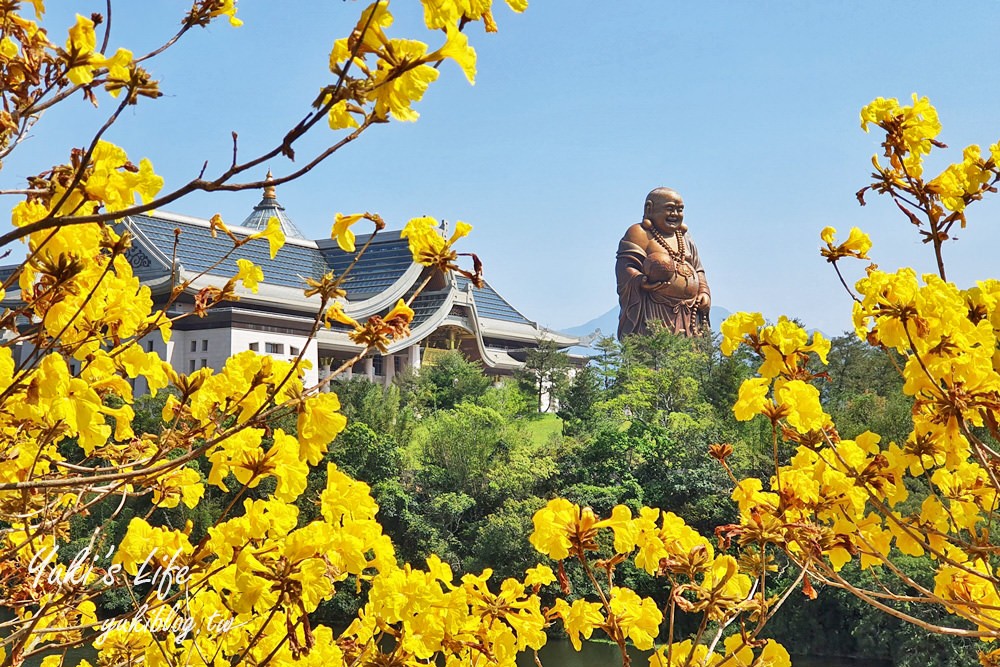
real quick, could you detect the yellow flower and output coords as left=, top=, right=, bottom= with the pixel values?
left=99, top=48, right=133, bottom=98
left=400, top=216, right=473, bottom=269
left=249, top=216, right=285, bottom=258
left=529, top=498, right=577, bottom=560
left=0, top=37, right=17, bottom=59
left=65, top=14, right=96, bottom=85
left=435, top=25, right=477, bottom=84
left=820, top=226, right=836, bottom=244
left=841, top=227, right=873, bottom=257
left=608, top=586, right=662, bottom=650
left=151, top=466, right=204, bottom=509
left=859, top=94, right=940, bottom=178
left=82, top=142, right=164, bottom=211
left=524, top=564, right=555, bottom=587
left=606, top=504, right=640, bottom=554
left=235, top=258, right=263, bottom=292
left=720, top=311, right=764, bottom=356
left=723, top=634, right=755, bottom=666
left=757, top=639, right=792, bottom=667
left=370, top=40, right=440, bottom=122
left=325, top=302, right=360, bottom=329
left=267, top=429, right=310, bottom=502
left=321, top=463, right=380, bottom=524
left=804, top=330, right=831, bottom=364
left=209, top=212, right=231, bottom=238
left=421, top=0, right=462, bottom=29
left=401, top=216, right=445, bottom=263
left=297, top=392, right=348, bottom=464
left=332, top=212, right=364, bottom=252
left=206, top=0, right=243, bottom=27
left=552, top=598, right=604, bottom=651
left=384, top=298, right=414, bottom=324
left=327, top=99, right=360, bottom=130
left=928, top=144, right=993, bottom=212
left=760, top=316, right=808, bottom=355
left=775, top=379, right=830, bottom=433
left=733, top=377, right=769, bottom=421
left=649, top=640, right=718, bottom=667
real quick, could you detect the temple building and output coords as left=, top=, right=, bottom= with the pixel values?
left=72, top=182, right=579, bottom=391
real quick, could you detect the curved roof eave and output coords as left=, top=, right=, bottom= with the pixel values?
left=450, top=286, right=580, bottom=348
left=460, top=290, right=528, bottom=370
left=344, top=262, right=426, bottom=319
left=460, top=287, right=577, bottom=369
left=476, top=318, right=579, bottom=347
left=384, top=288, right=457, bottom=354
left=180, top=270, right=321, bottom=313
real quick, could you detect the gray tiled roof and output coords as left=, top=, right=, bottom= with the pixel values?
left=455, top=276, right=533, bottom=325
left=123, top=213, right=533, bottom=329
left=126, top=214, right=327, bottom=289
left=320, top=233, right=414, bottom=298
left=322, top=290, right=448, bottom=336
left=411, top=290, right=449, bottom=328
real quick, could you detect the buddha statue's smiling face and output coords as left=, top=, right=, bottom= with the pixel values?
left=644, top=188, right=684, bottom=233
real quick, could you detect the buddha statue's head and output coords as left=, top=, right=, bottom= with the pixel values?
left=643, top=188, right=685, bottom=233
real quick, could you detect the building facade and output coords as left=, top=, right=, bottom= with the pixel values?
left=79, top=185, right=580, bottom=392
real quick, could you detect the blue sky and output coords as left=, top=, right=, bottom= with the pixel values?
left=5, top=2, right=1000, bottom=335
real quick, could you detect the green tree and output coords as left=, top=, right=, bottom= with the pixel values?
left=400, top=350, right=491, bottom=411
left=333, top=377, right=416, bottom=446
left=515, top=339, right=572, bottom=412
left=557, top=365, right=602, bottom=436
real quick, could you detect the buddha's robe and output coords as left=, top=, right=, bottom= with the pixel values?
left=616, top=230, right=710, bottom=339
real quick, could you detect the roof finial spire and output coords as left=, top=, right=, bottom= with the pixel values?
left=263, top=169, right=276, bottom=199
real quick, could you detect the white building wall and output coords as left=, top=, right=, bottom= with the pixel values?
left=232, top=328, right=319, bottom=388
left=174, top=328, right=234, bottom=375
left=135, top=327, right=318, bottom=394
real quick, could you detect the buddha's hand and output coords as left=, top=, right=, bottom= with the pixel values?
left=640, top=275, right=659, bottom=291
left=696, top=292, right=711, bottom=311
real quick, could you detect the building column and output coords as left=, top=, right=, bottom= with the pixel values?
left=322, top=360, right=332, bottom=392
left=408, top=345, right=421, bottom=371
left=364, top=356, right=374, bottom=381
left=384, top=353, right=395, bottom=386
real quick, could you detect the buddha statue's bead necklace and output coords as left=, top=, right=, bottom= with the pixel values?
left=649, top=227, right=694, bottom=278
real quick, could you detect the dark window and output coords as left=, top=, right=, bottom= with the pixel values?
left=265, top=342, right=284, bottom=354
left=189, top=359, right=196, bottom=373
left=290, top=346, right=300, bottom=356
left=249, top=342, right=259, bottom=351
left=190, top=341, right=197, bottom=352
left=147, top=340, right=155, bottom=352
left=372, top=355, right=383, bottom=376
left=201, top=359, right=208, bottom=368
left=202, top=340, right=208, bottom=351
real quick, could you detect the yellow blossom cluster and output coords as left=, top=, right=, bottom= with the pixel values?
left=858, top=94, right=1000, bottom=243
left=722, top=314, right=831, bottom=433
left=326, top=0, right=525, bottom=128
left=861, top=94, right=940, bottom=178
left=528, top=499, right=790, bottom=664
left=716, top=98, right=1000, bottom=641
left=0, top=3, right=554, bottom=665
